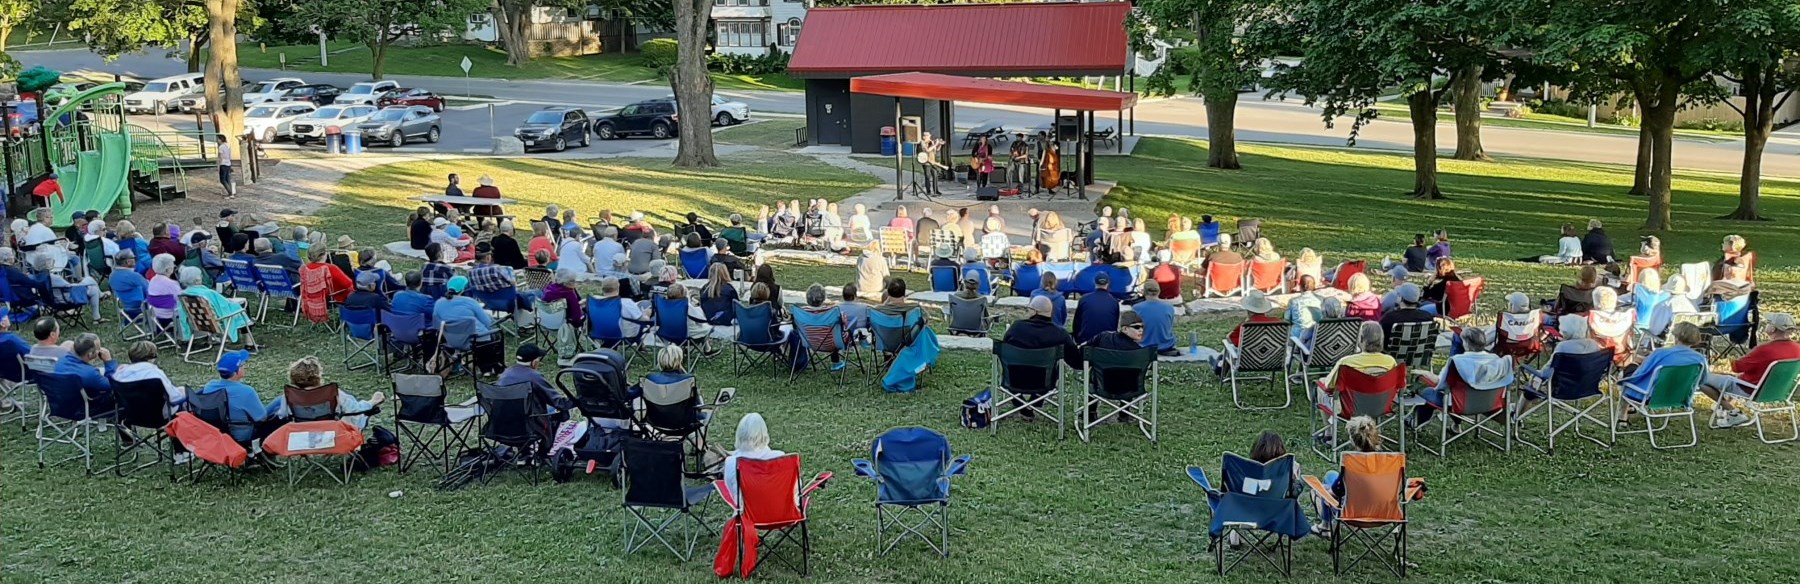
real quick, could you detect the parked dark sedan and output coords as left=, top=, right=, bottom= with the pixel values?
left=514, top=107, right=591, bottom=152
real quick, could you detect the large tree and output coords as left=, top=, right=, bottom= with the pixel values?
left=296, top=0, right=484, bottom=80
left=489, top=0, right=583, bottom=66
left=64, top=0, right=212, bottom=72
left=1710, top=0, right=1800, bottom=221
left=0, top=0, right=31, bottom=52
left=1255, top=0, right=1517, bottom=199
left=205, top=0, right=243, bottom=180
left=669, top=0, right=716, bottom=167
left=1138, top=0, right=1279, bottom=170
left=1540, top=0, right=1731, bottom=230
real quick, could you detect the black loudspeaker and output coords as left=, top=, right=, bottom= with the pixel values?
left=1056, top=115, right=1080, bottom=141
left=975, top=186, right=1000, bottom=201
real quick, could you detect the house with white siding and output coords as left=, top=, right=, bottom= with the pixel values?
left=711, top=0, right=811, bottom=56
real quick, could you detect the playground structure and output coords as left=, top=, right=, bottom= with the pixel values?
left=3, top=82, right=194, bottom=226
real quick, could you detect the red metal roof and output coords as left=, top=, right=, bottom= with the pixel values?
left=851, top=73, right=1138, bottom=111
left=788, top=2, right=1133, bottom=78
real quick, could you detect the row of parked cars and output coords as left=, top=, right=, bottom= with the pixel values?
left=511, top=95, right=751, bottom=152
left=116, top=73, right=445, bottom=147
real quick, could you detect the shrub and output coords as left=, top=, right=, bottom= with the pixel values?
left=1167, top=46, right=1201, bottom=77
left=1676, top=118, right=1745, bottom=133
left=640, top=38, right=679, bottom=69
left=1528, top=98, right=1588, bottom=119
left=706, top=46, right=789, bottom=76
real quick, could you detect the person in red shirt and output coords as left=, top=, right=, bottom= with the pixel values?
left=1228, top=290, right=1284, bottom=346
left=1702, top=312, right=1800, bottom=429
left=1150, top=249, right=1182, bottom=301
left=31, top=174, right=62, bottom=204
left=303, top=248, right=355, bottom=303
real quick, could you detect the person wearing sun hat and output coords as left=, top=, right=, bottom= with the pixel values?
left=1226, top=289, right=1282, bottom=348
left=1699, top=312, right=1800, bottom=429
left=431, top=275, right=495, bottom=335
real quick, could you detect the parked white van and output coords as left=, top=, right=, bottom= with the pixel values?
left=123, top=73, right=206, bottom=114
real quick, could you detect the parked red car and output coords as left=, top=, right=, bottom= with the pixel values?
left=376, top=88, right=445, bottom=112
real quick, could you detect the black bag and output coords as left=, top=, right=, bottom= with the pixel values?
left=961, top=391, right=991, bottom=429
left=354, top=425, right=400, bottom=471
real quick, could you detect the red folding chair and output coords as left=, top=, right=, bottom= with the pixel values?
left=1204, top=261, right=1246, bottom=298
left=1248, top=259, right=1289, bottom=294
left=1331, top=260, right=1366, bottom=291
left=1415, top=360, right=1512, bottom=456
left=1588, top=309, right=1635, bottom=364
left=299, top=264, right=338, bottom=328
left=1443, top=276, right=1484, bottom=322
left=713, top=455, right=832, bottom=578
left=1624, top=255, right=1662, bottom=289
left=1494, top=310, right=1544, bottom=364
left=1311, top=365, right=1408, bottom=460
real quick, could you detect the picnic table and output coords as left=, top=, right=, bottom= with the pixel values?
left=410, top=194, right=519, bottom=207
left=962, top=121, right=1009, bottom=149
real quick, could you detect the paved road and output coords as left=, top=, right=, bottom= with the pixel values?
left=23, top=47, right=1800, bottom=177
left=137, top=101, right=677, bottom=155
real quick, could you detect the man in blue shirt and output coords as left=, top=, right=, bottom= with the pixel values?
left=432, top=275, right=495, bottom=335
left=0, top=308, right=31, bottom=412
left=53, top=333, right=118, bottom=413
left=195, top=350, right=269, bottom=443
left=109, top=251, right=150, bottom=314
left=1134, top=281, right=1179, bottom=356
left=390, top=271, right=437, bottom=318
left=342, top=271, right=391, bottom=313
left=1073, top=273, right=1121, bottom=345
left=496, top=343, right=570, bottom=422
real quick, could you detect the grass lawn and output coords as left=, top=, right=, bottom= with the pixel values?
left=236, top=43, right=804, bottom=91
left=714, top=119, right=806, bottom=149
left=1368, top=101, right=1739, bottom=142
left=8, top=139, right=1800, bottom=583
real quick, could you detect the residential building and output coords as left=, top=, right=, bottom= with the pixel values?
left=465, top=5, right=672, bottom=56
left=711, top=0, right=811, bottom=57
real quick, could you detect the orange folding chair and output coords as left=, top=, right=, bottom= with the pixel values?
left=1331, top=260, right=1366, bottom=291
left=1624, top=255, right=1662, bottom=288
left=1203, top=261, right=1246, bottom=298
left=1248, top=259, right=1289, bottom=294
left=1304, top=452, right=1420, bottom=577
left=713, top=455, right=832, bottom=578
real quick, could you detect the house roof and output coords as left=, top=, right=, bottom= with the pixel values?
left=850, top=73, right=1138, bottom=112
left=787, top=2, right=1133, bottom=79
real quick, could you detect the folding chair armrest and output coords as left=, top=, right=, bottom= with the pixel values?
left=215, top=304, right=248, bottom=321
left=713, top=479, right=740, bottom=511
left=1186, top=466, right=1220, bottom=497
left=947, top=454, right=971, bottom=477
left=851, top=458, right=876, bottom=479
left=1289, top=336, right=1310, bottom=354
left=801, top=471, right=833, bottom=499
left=1221, top=341, right=1240, bottom=361
left=1303, top=474, right=1340, bottom=510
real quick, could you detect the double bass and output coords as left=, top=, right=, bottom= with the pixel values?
left=1039, top=141, right=1061, bottom=190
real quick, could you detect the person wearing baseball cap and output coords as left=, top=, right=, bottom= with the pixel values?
left=1073, top=272, right=1122, bottom=345
left=343, top=270, right=391, bottom=313
left=431, top=275, right=495, bottom=335
left=496, top=343, right=571, bottom=421
left=1700, top=312, right=1800, bottom=429
left=1380, top=265, right=1411, bottom=312
left=195, top=350, right=271, bottom=442
left=1378, top=283, right=1435, bottom=336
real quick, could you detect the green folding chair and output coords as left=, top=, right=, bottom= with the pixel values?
left=1731, top=358, right=1800, bottom=444
left=1615, top=362, right=1704, bottom=449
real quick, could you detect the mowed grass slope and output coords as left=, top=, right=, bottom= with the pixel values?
left=5, top=140, right=1800, bottom=583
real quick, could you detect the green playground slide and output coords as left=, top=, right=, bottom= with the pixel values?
left=51, top=133, right=132, bottom=227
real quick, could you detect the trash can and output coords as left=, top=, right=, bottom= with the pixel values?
left=902, top=142, right=916, bottom=157
left=325, top=125, right=342, bottom=155
left=346, top=132, right=363, bottom=155
left=879, top=125, right=897, bottom=156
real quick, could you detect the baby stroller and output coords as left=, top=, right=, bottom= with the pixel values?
left=550, top=349, right=639, bottom=486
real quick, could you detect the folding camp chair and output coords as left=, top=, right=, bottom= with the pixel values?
left=223, top=259, right=261, bottom=302
left=179, top=294, right=248, bottom=365
left=1078, top=346, right=1159, bottom=443
left=254, top=263, right=301, bottom=327
left=1221, top=321, right=1293, bottom=410
left=391, top=373, right=479, bottom=474
left=928, top=265, right=958, bottom=293
left=145, top=293, right=183, bottom=349
left=729, top=301, right=783, bottom=375
left=1726, top=358, right=1800, bottom=444
left=712, top=455, right=832, bottom=577
left=963, top=264, right=994, bottom=296
left=637, top=376, right=729, bottom=479
left=166, top=409, right=249, bottom=484
left=943, top=294, right=999, bottom=337
left=340, top=306, right=380, bottom=371
left=1188, top=453, right=1309, bottom=576
left=1680, top=262, right=1712, bottom=304
left=379, top=310, right=431, bottom=374
left=1515, top=350, right=1614, bottom=454
left=1625, top=255, right=1662, bottom=289
left=1495, top=310, right=1545, bottom=365
left=1331, top=260, right=1366, bottom=291
left=586, top=296, right=653, bottom=367
left=988, top=344, right=1065, bottom=438
left=679, top=248, right=710, bottom=280
left=1414, top=357, right=1514, bottom=456
left=622, top=438, right=716, bottom=561
left=1615, top=362, right=1705, bottom=449
left=1312, top=365, right=1408, bottom=461
left=476, top=381, right=554, bottom=485
left=1384, top=321, right=1440, bottom=376
left=105, top=377, right=176, bottom=479
left=468, top=286, right=521, bottom=336
left=851, top=427, right=970, bottom=557
left=435, top=318, right=502, bottom=382
left=35, top=371, right=119, bottom=474
left=1203, top=261, right=1246, bottom=298
left=1304, top=452, right=1417, bottom=577
left=1709, top=292, right=1759, bottom=360
left=789, top=305, right=865, bottom=387
left=266, top=419, right=363, bottom=486
left=1247, top=259, right=1288, bottom=295
left=879, top=227, right=913, bottom=267
left=283, top=383, right=345, bottom=423
left=42, top=284, right=91, bottom=330
left=298, top=264, right=339, bottom=330
left=531, top=299, right=575, bottom=359
left=869, top=307, right=926, bottom=384
left=1442, top=276, right=1484, bottom=322
left=1, top=354, right=35, bottom=432
left=1290, top=318, right=1362, bottom=388
left=1589, top=309, right=1635, bottom=363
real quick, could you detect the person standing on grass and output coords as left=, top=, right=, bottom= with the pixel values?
left=217, top=135, right=237, bottom=200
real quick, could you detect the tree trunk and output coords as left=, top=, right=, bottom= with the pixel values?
left=1203, top=91, right=1240, bottom=169
left=1628, top=89, right=1652, bottom=196
left=370, top=40, right=388, bottom=80
left=1, top=25, right=12, bottom=53
left=1450, top=64, right=1488, bottom=161
left=204, top=0, right=243, bottom=182
left=1640, top=83, right=1679, bottom=231
left=670, top=0, right=717, bottom=168
left=1407, top=90, right=1443, bottom=199
left=186, top=36, right=208, bottom=73
left=494, top=1, right=531, bottom=66
left=1721, top=68, right=1776, bottom=221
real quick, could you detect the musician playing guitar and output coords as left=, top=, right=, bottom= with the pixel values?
left=916, top=133, right=947, bottom=195
left=1008, top=134, right=1031, bottom=188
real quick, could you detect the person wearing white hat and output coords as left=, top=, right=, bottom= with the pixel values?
left=1226, top=289, right=1281, bottom=349
left=1700, top=312, right=1800, bottom=429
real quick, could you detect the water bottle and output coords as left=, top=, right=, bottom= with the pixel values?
left=1189, top=331, right=1200, bottom=356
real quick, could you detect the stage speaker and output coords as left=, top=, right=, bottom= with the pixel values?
left=1056, top=115, right=1080, bottom=141
left=900, top=116, right=922, bottom=143
left=975, top=186, right=1000, bottom=201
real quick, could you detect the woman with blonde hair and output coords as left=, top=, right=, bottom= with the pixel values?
left=699, top=263, right=739, bottom=325
left=1295, top=247, right=1323, bottom=285
left=268, top=355, right=384, bottom=425
left=1251, top=237, right=1279, bottom=262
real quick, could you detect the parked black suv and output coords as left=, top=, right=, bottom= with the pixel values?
left=593, top=99, right=678, bottom=140
left=284, top=84, right=342, bottom=106
left=514, top=107, right=591, bottom=152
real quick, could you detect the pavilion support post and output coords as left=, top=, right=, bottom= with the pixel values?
left=1083, top=110, right=1094, bottom=196
left=1117, top=109, right=1124, bottom=153
left=894, top=98, right=903, bottom=200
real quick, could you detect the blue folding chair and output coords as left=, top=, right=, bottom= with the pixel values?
left=789, top=305, right=863, bottom=386
left=678, top=248, right=710, bottom=279
left=340, top=307, right=380, bottom=371
left=1711, top=291, right=1758, bottom=359
left=35, top=371, right=119, bottom=474
left=468, top=287, right=520, bottom=334
left=928, top=265, right=958, bottom=293
left=1010, top=263, right=1042, bottom=297
left=652, top=294, right=710, bottom=371
left=1104, top=265, right=1133, bottom=295
left=222, top=259, right=264, bottom=316
left=851, top=427, right=970, bottom=558
left=1632, top=287, right=1670, bottom=333
left=1200, top=222, right=1221, bottom=248
left=958, top=264, right=992, bottom=296
left=731, top=301, right=785, bottom=374
left=1187, top=453, right=1309, bottom=576
left=1065, top=264, right=1104, bottom=296
left=869, top=306, right=926, bottom=386
left=379, top=310, right=431, bottom=373
left=1517, top=350, right=1614, bottom=454
left=254, top=263, right=300, bottom=327
left=0, top=276, right=39, bottom=324
left=587, top=296, right=653, bottom=366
